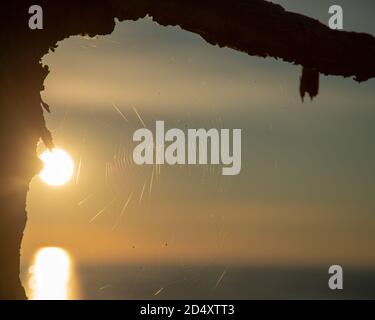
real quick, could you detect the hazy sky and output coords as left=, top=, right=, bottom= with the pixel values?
left=22, top=1, right=375, bottom=272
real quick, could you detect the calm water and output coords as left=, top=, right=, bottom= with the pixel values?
left=75, top=264, right=375, bottom=300
left=22, top=248, right=375, bottom=300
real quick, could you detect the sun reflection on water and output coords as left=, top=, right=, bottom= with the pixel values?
left=28, top=247, right=76, bottom=300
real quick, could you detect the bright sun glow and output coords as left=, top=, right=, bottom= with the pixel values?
left=39, top=148, right=74, bottom=186
left=29, top=247, right=72, bottom=300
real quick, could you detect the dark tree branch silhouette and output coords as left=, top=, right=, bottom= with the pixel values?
left=0, top=0, right=374, bottom=299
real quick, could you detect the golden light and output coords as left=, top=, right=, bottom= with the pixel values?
left=29, top=247, right=72, bottom=300
left=39, top=148, right=74, bottom=186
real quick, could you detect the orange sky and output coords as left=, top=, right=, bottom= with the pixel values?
left=22, top=10, right=375, bottom=270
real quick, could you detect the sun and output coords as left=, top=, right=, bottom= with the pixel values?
left=39, top=148, right=74, bottom=186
